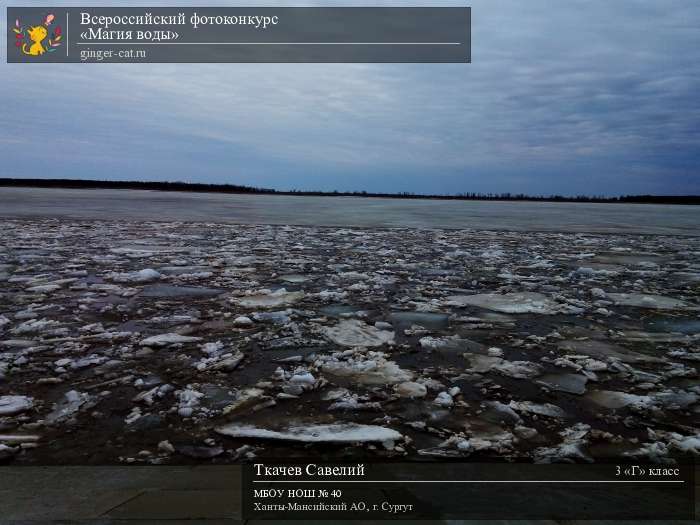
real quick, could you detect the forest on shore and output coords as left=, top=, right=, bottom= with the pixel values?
left=1, top=178, right=698, bottom=205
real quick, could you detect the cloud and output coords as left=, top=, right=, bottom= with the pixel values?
left=1, top=0, right=699, bottom=195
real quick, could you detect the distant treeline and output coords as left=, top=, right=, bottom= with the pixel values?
left=0, top=178, right=275, bottom=195
left=1, top=178, right=698, bottom=205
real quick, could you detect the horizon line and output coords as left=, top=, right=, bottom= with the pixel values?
left=1, top=177, right=698, bottom=205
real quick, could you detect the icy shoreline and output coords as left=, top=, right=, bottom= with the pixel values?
left=0, top=219, right=698, bottom=464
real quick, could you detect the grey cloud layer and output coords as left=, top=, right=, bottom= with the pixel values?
left=1, top=0, right=698, bottom=194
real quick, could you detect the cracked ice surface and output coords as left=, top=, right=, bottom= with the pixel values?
left=0, top=218, right=698, bottom=465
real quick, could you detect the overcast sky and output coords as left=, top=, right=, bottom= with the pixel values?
left=2, top=1, right=699, bottom=195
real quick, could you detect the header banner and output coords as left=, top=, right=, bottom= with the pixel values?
left=7, top=7, right=471, bottom=63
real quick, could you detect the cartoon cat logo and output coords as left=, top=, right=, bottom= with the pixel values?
left=12, top=14, right=62, bottom=57
left=24, top=25, right=49, bottom=55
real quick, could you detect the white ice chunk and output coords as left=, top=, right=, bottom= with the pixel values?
left=46, top=390, right=91, bottom=423
left=509, top=400, right=567, bottom=418
left=323, top=320, right=394, bottom=347
left=177, top=387, right=204, bottom=418
left=446, top=292, right=560, bottom=314
left=464, top=354, right=542, bottom=379
left=106, top=268, right=161, bottom=283
left=233, top=288, right=304, bottom=308
left=395, top=382, right=427, bottom=399
left=26, top=284, right=62, bottom=293
left=140, top=333, right=203, bottom=347
left=0, top=395, right=33, bottom=416
left=607, top=293, right=691, bottom=310
left=533, top=423, right=592, bottom=463
left=216, top=422, right=402, bottom=444
left=321, top=355, right=412, bottom=385
left=586, top=390, right=653, bottom=409
left=233, top=316, right=254, bottom=327
left=433, top=392, right=454, bottom=408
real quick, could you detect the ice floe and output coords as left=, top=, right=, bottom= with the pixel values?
left=534, top=423, right=592, bottom=463
left=509, top=401, right=567, bottom=419
left=464, top=354, right=543, bottom=379
left=106, top=268, right=161, bottom=283
left=323, top=320, right=394, bottom=347
left=232, top=289, right=305, bottom=308
left=216, top=422, right=402, bottom=445
left=140, top=333, right=203, bottom=347
left=320, top=352, right=412, bottom=384
left=606, top=293, right=691, bottom=310
left=0, top=396, right=33, bottom=416
left=446, top=292, right=560, bottom=314
left=395, top=381, right=427, bottom=399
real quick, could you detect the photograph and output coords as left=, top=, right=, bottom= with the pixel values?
left=1, top=1, right=698, bottom=523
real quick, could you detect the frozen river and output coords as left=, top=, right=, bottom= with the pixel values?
left=1, top=217, right=699, bottom=465
left=1, top=186, right=698, bottom=235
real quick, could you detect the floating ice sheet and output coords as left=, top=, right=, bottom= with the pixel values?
left=446, top=292, right=560, bottom=314
left=0, top=395, right=33, bottom=416
left=233, top=289, right=305, bottom=308
left=140, top=333, right=203, bottom=347
left=606, top=293, right=691, bottom=310
left=323, top=320, right=394, bottom=347
left=216, top=422, right=402, bottom=444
